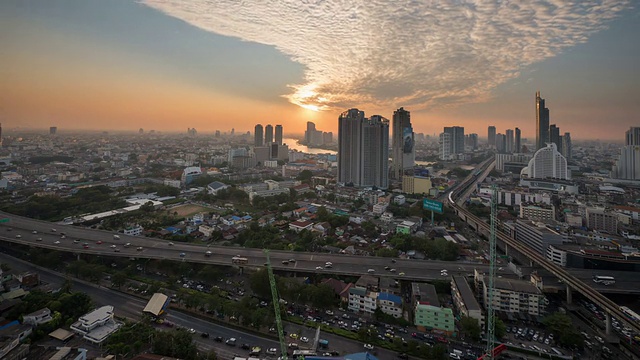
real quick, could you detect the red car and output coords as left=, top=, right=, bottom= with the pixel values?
left=96, top=240, right=103, bottom=245
left=83, top=245, right=90, bottom=249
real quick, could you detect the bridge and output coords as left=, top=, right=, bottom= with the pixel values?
left=447, top=184, right=640, bottom=337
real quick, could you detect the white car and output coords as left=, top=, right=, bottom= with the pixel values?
left=266, top=348, right=278, bottom=355
left=110, top=244, right=117, bottom=248
left=32, top=230, right=38, bottom=234
left=54, top=240, right=60, bottom=244
left=300, top=336, right=309, bottom=343
left=168, top=242, right=174, bottom=246
left=315, top=266, right=323, bottom=270
left=188, top=328, right=196, bottom=334
left=367, top=269, right=375, bottom=273
left=364, top=344, right=374, bottom=350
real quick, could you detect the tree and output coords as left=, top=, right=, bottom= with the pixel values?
left=296, top=170, right=313, bottom=182
left=111, top=272, right=127, bottom=289
left=494, top=317, right=507, bottom=340
left=0, top=263, right=10, bottom=272
left=249, top=269, right=273, bottom=300
left=542, top=312, right=583, bottom=347
left=460, top=316, right=482, bottom=341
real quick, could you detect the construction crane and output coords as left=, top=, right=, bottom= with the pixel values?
left=484, top=184, right=498, bottom=360
left=264, top=249, right=288, bottom=360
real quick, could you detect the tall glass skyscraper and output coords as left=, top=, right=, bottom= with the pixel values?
left=275, top=125, right=283, bottom=145
left=536, top=91, right=550, bottom=151
left=391, top=107, right=414, bottom=180
left=264, top=124, right=273, bottom=144
left=254, top=124, right=264, bottom=147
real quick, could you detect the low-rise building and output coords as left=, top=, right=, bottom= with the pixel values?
left=546, top=245, right=567, bottom=267
left=22, top=307, right=52, bottom=326
left=402, top=175, right=432, bottom=195
left=123, top=225, right=143, bottom=236
left=207, top=181, right=230, bottom=195
left=377, top=292, right=402, bottom=318
left=289, top=220, right=313, bottom=233
left=477, top=272, right=546, bottom=316
left=451, top=276, right=484, bottom=329
left=70, top=305, right=122, bottom=344
left=586, top=207, right=618, bottom=234
left=519, top=203, right=555, bottom=222
left=412, top=283, right=455, bottom=334
left=348, top=287, right=378, bottom=315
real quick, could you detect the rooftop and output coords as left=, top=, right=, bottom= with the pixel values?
left=143, top=293, right=169, bottom=317
left=493, top=278, right=540, bottom=294
left=412, top=282, right=439, bottom=307
left=78, top=305, right=113, bottom=327
left=452, top=276, right=481, bottom=311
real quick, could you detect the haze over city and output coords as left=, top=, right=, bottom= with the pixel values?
left=1, top=0, right=639, bottom=140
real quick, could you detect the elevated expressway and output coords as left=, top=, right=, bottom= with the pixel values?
left=447, top=177, right=640, bottom=337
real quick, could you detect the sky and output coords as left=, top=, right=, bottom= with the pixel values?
left=1, top=0, right=639, bottom=141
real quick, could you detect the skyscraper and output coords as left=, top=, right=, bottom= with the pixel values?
left=612, top=127, right=640, bottom=180
left=337, top=109, right=389, bottom=189
left=305, top=122, right=316, bottom=144
left=265, top=124, right=273, bottom=144
left=275, top=125, right=283, bottom=145
left=505, top=129, right=514, bottom=153
left=488, top=126, right=496, bottom=148
left=363, top=115, right=390, bottom=189
left=536, top=91, right=550, bottom=151
left=338, top=109, right=364, bottom=185
left=391, top=107, right=414, bottom=180
left=254, top=124, right=264, bottom=147
left=549, top=124, right=561, bottom=150
left=626, top=127, right=640, bottom=146
left=444, top=126, right=465, bottom=155
left=495, top=133, right=506, bottom=153
left=524, top=143, right=570, bottom=180
left=515, top=128, right=521, bottom=153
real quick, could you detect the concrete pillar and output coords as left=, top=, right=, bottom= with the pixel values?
left=565, top=285, right=572, bottom=305
left=504, top=243, right=509, bottom=257
left=605, top=312, right=612, bottom=336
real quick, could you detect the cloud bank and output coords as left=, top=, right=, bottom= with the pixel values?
left=142, top=0, right=631, bottom=111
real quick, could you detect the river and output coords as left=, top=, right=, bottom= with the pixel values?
left=283, top=138, right=337, bottom=155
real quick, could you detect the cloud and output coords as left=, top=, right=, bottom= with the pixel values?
left=141, top=0, right=631, bottom=111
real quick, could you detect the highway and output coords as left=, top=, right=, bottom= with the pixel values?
left=0, top=210, right=492, bottom=281
left=447, top=181, right=640, bottom=337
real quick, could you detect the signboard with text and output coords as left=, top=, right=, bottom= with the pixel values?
left=423, top=199, right=443, bottom=214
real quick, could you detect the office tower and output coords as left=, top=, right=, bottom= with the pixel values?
left=488, top=126, right=496, bottom=147
left=439, top=132, right=451, bottom=160
left=515, top=128, right=521, bottom=153
left=323, top=132, right=333, bottom=144
left=626, top=127, right=640, bottom=146
left=50, top=126, right=57, bottom=135
left=363, top=115, right=390, bottom=189
left=391, top=107, right=414, bottom=179
left=444, top=126, right=465, bottom=155
left=254, top=124, right=264, bottom=147
left=338, top=109, right=365, bottom=185
left=612, top=127, right=640, bottom=180
left=524, top=143, right=569, bottom=180
left=337, top=109, right=389, bottom=189
left=549, top=124, right=561, bottom=150
left=505, top=129, right=514, bottom=153
left=466, top=133, right=478, bottom=150
left=536, top=91, right=550, bottom=150
left=265, top=124, right=273, bottom=144
left=275, top=125, right=283, bottom=145
left=496, top=133, right=506, bottom=153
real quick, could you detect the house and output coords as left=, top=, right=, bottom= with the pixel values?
left=321, top=278, right=353, bottom=303
left=289, top=220, right=313, bottom=233
left=377, top=292, right=403, bottom=318
left=207, top=181, right=229, bottom=195
left=22, top=308, right=52, bottom=326
left=348, top=287, right=378, bottom=315
left=312, top=222, right=331, bottom=236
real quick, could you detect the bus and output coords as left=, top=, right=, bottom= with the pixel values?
left=292, top=350, right=317, bottom=357
left=232, top=256, right=249, bottom=265
left=620, top=306, right=640, bottom=323
left=592, top=275, right=615, bottom=285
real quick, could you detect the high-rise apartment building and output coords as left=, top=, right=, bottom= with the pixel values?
left=536, top=91, right=550, bottom=151
left=466, top=133, right=478, bottom=150
left=337, top=109, right=389, bottom=189
left=549, top=124, right=561, bottom=150
left=515, top=128, right=521, bottom=153
left=524, top=143, right=569, bottom=180
left=562, top=132, right=572, bottom=160
left=495, top=133, right=506, bottom=153
left=612, top=127, right=640, bottom=180
left=505, top=129, right=514, bottom=153
left=488, top=126, right=496, bottom=148
left=391, top=107, right=414, bottom=180
left=275, top=125, right=283, bottom=145
left=443, top=126, right=465, bottom=155
left=254, top=124, right=264, bottom=147
left=264, top=124, right=273, bottom=144
left=439, top=132, right=451, bottom=160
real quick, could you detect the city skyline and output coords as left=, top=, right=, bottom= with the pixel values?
left=1, top=1, right=639, bottom=140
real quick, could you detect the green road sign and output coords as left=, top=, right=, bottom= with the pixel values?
left=0, top=218, right=9, bottom=224
left=423, top=199, right=443, bottom=214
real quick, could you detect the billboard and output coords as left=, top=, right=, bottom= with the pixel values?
left=423, top=198, right=443, bottom=214
left=403, top=127, right=414, bottom=154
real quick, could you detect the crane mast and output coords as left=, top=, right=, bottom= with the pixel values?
left=484, top=184, right=498, bottom=359
left=264, top=249, right=288, bottom=360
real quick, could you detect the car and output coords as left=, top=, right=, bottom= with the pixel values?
left=266, top=348, right=278, bottom=355
left=301, top=336, right=309, bottom=343
left=282, top=260, right=289, bottom=265
left=391, top=259, right=397, bottom=263
left=240, top=343, right=250, bottom=350
left=288, top=343, right=299, bottom=349
left=32, top=230, right=38, bottom=234
left=51, top=228, right=57, bottom=232
left=110, top=244, right=117, bottom=248
left=168, top=242, right=174, bottom=246
left=180, top=252, right=186, bottom=257
left=364, top=344, right=374, bottom=350
left=36, top=237, right=42, bottom=241
left=326, top=262, right=333, bottom=266
left=188, top=328, right=196, bottom=334
left=15, top=234, right=21, bottom=239
left=315, top=266, right=323, bottom=270
left=205, top=251, right=212, bottom=257
left=61, top=235, right=66, bottom=239
left=289, top=258, right=296, bottom=263
left=325, top=264, right=332, bottom=268
left=399, top=272, right=405, bottom=276
left=385, top=266, right=391, bottom=270
left=225, top=338, right=236, bottom=346
left=96, top=240, right=103, bottom=245
left=390, top=268, right=396, bottom=272
left=114, top=248, right=120, bottom=252
left=214, top=336, right=223, bottom=342
left=137, top=246, right=143, bottom=251
left=367, top=269, right=375, bottom=273
left=289, top=333, right=299, bottom=339
left=73, top=239, right=79, bottom=243
left=326, top=310, right=334, bottom=315
left=200, top=332, right=209, bottom=338
left=83, top=245, right=89, bottom=249
left=398, top=353, right=409, bottom=360
left=54, top=240, right=61, bottom=244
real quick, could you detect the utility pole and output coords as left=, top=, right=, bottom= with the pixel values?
left=484, top=184, right=498, bottom=359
